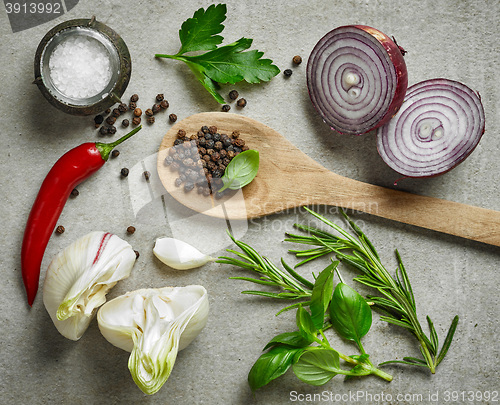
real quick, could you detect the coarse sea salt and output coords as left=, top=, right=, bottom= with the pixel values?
left=49, top=35, right=112, bottom=99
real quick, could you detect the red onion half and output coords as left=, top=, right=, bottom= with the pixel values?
left=307, top=25, right=408, bottom=135
left=376, top=79, right=485, bottom=178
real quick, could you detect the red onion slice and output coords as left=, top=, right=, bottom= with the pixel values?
left=376, top=78, right=485, bottom=178
left=307, top=25, right=408, bottom=135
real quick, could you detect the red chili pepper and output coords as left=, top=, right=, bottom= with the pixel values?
left=21, top=126, right=142, bottom=306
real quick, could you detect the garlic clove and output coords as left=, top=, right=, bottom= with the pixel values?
left=153, top=237, right=214, bottom=270
left=97, top=285, right=209, bottom=395
left=43, top=231, right=136, bottom=341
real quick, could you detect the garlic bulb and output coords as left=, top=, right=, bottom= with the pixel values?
left=153, top=237, right=214, bottom=270
left=97, top=285, right=209, bottom=395
left=43, top=231, right=136, bottom=341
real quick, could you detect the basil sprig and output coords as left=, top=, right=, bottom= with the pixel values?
left=219, top=149, right=259, bottom=192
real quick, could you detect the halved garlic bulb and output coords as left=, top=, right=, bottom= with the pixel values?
left=153, top=237, right=214, bottom=270
left=43, top=231, right=136, bottom=341
left=97, top=285, right=209, bottom=395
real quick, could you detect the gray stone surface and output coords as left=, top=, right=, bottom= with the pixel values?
left=1, top=0, right=499, bottom=403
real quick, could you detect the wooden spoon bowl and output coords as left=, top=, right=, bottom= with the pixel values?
left=158, top=112, right=500, bottom=247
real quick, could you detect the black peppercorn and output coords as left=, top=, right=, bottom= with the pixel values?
left=145, top=108, right=153, bottom=117
left=292, top=55, right=302, bottom=65
left=156, top=94, right=164, bottom=102
left=134, top=108, right=142, bottom=117
left=205, top=139, right=215, bottom=149
left=132, top=116, right=141, bottom=126
left=70, top=188, right=79, bottom=197
left=112, top=108, right=121, bottom=118
left=283, top=69, right=293, bottom=77
left=214, top=141, right=223, bottom=151
left=105, top=108, right=111, bottom=114
left=134, top=250, right=140, bottom=259
left=202, top=187, right=211, bottom=197
left=130, top=94, right=139, bottom=102
left=231, top=130, right=240, bottom=139
left=121, top=168, right=129, bottom=177
left=208, top=126, right=217, bottom=134
left=212, top=169, right=223, bottom=178
left=152, top=104, right=161, bottom=114
left=223, top=137, right=232, bottom=147
left=99, top=126, right=109, bottom=136
left=201, top=126, right=209, bottom=133
left=111, top=150, right=120, bottom=158
left=222, top=104, right=231, bottom=112
left=228, top=89, right=239, bottom=100
left=127, top=226, right=136, bottom=234
left=164, top=156, right=173, bottom=166
left=122, top=119, right=130, bottom=127
left=177, top=129, right=186, bottom=138
left=147, top=116, right=155, bottom=124
left=118, top=103, right=128, bottom=113
left=234, top=138, right=245, bottom=147
left=169, top=113, right=177, bottom=122
left=213, top=133, right=221, bottom=142
left=184, top=182, right=195, bottom=192
left=106, top=116, right=116, bottom=125
left=171, top=161, right=180, bottom=171
left=94, top=114, right=104, bottom=125
left=55, top=225, right=65, bottom=234
left=108, top=126, right=117, bottom=135
left=143, top=171, right=151, bottom=181
left=129, top=101, right=137, bottom=110
left=236, top=98, right=247, bottom=107
left=160, top=100, right=169, bottom=109
left=174, top=178, right=183, bottom=187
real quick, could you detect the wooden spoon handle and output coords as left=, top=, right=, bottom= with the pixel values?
left=312, top=173, right=500, bottom=247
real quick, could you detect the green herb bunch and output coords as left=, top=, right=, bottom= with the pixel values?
left=218, top=208, right=459, bottom=384
left=155, top=4, right=280, bottom=103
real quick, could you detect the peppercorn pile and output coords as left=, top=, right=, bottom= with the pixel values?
left=164, top=125, right=249, bottom=197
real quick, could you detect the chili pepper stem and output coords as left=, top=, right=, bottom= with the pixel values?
left=96, top=125, right=142, bottom=161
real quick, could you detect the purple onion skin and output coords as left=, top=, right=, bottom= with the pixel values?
left=307, top=25, right=408, bottom=135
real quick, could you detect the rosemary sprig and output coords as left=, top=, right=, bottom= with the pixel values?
left=285, top=207, right=459, bottom=374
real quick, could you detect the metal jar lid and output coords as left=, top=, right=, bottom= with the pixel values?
left=33, top=16, right=131, bottom=116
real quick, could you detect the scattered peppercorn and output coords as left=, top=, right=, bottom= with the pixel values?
left=70, top=188, right=79, bottom=197
left=160, top=100, right=169, bottom=109
left=132, top=116, right=141, bottom=126
left=169, top=113, right=177, bottom=123
left=236, top=98, right=247, bottom=108
left=147, top=116, right=155, bottom=124
left=134, top=250, right=140, bottom=259
left=112, top=108, right=121, bottom=118
left=106, top=116, right=116, bottom=125
left=134, top=108, right=142, bottom=117
left=156, top=94, right=164, bottom=102
left=120, top=168, right=129, bottom=177
left=228, top=90, right=239, bottom=100
left=283, top=69, right=293, bottom=77
left=111, top=150, right=120, bottom=158
left=177, top=129, right=186, bottom=138
left=145, top=108, right=153, bottom=117
left=292, top=55, right=302, bottom=65
left=55, top=225, right=65, bottom=234
left=99, top=126, right=109, bottom=136
left=152, top=104, right=161, bottom=114
left=122, top=119, right=130, bottom=127
left=118, top=103, right=128, bottom=113
left=222, top=104, right=231, bottom=112
left=129, top=101, right=137, bottom=110
left=108, top=126, right=117, bottom=135
left=127, top=226, right=136, bottom=234
left=94, top=114, right=104, bottom=125
left=143, top=171, right=151, bottom=181
left=130, top=94, right=139, bottom=102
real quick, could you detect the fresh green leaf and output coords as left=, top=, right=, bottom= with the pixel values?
left=329, top=283, right=372, bottom=346
left=219, top=150, right=259, bottom=191
left=436, top=315, right=459, bottom=366
left=427, top=316, right=439, bottom=356
left=248, top=345, right=302, bottom=390
left=178, top=4, right=226, bottom=54
left=309, top=262, right=337, bottom=329
left=292, top=347, right=341, bottom=386
left=264, top=331, right=314, bottom=350
left=296, top=305, right=317, bottom=340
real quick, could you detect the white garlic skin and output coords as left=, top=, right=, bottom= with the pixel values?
left=43, top=231, right=136, bottom=341
left=153, top=237, right=214, bottom=270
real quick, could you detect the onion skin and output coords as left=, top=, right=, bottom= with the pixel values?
left=307, top=25, right=408, bottom=135
left=376, top=78, right=486, bottom=178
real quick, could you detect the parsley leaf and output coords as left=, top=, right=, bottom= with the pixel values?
left=155, top=4, right=280, bottom=103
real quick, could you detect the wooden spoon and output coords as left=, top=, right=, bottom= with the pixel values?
left=158, top=112, right=500, bottom=247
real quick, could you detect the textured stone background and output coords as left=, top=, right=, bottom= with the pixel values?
left=0, top=0, right=499, bottom=403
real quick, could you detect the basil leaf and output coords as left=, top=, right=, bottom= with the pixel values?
left=292, top=347, right=341, bottom=386
left=329, top=283, right=372, bottom=345
left=263, top=331, right=314, bottom=350
left=248, top=345, right=302, bottom=390
left=309, top=261, right=337, bottom=329
left=219, top=150, right=259, bottom=191
left=296, top=305, right=317, bottom=341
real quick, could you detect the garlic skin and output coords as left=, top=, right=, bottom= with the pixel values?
left=43, top=231, right=136, bottom=341
left=97, top=285, right=209, bottom=395
left=153, top=237, right=214, bottom=270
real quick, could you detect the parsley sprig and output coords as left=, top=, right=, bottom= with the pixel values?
left=155, top=4, right=280, bottom=103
